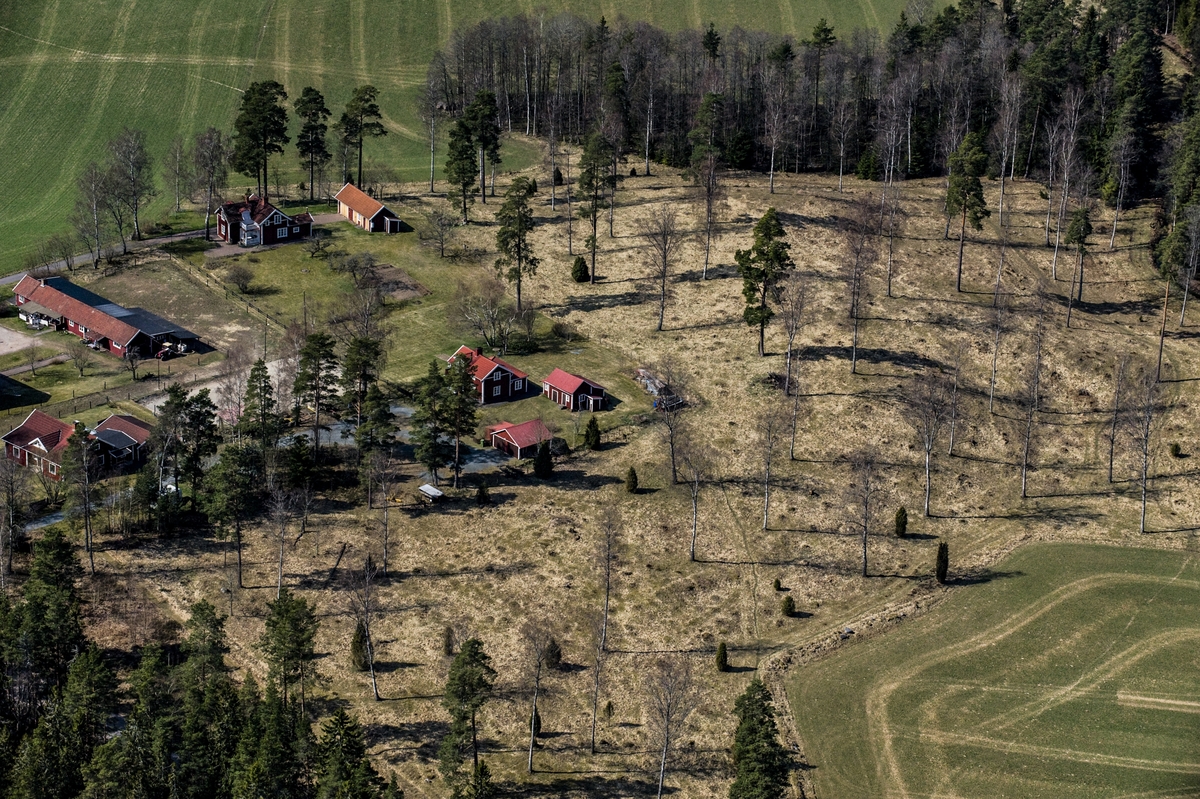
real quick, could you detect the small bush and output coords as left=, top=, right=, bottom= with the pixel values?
left=715, top=642, right=729, bottom=672
left=603, top=700, right=614, bottom=718
left=553, top=167, right=564, bottom=186
left=476, top=484, right=491, bottom=506
left=625, top=467, right=639, bottom=494
left=781, top=595, right=796, bottom=617
left=227, top=264, right=253, bottom=293
left=442, top=625, right=455, bottom=657
left=545, top=638, right=562, bottom=670
left=1170, top=442, right=1183, bottom=458
left=350, top=619, right=368, bottom=671
left=534, top=442, right=553, bottom=479
left=584, top=416, right=601, bottom=450
left=935, top=541, right=949, bottom=585
left=571, top=255, right=590, bottom=283
left=629, top=167, right=638, bottom=177
left=550, top=321, right=579, bottom=341
left=773, top=577, right=782, bottom=592
left=895, top=506, right=908, bottom=538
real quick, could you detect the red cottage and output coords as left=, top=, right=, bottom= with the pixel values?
left=216, top=195, right=313, bottom=247
left=335, top=183, right=404, bottom=233
left=2, top=410, right=75, bottom=480
left=542, top=368, right=607, bottom=412
left=447, top=346, right=529, bottom=405
left=486, top=419, right=551, bottom=459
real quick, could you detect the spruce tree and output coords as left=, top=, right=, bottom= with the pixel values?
left=946, top=133, right=989, bottom=292
left=294, top=332, right=340, bottom=459
left=895, top=507, right=908, bottom=538
left=314, top=709, right=383, bottom=799
left=446, top=120, right=477, bottom=223
left=494, top=177, right=540, bottom=311
left=936, top=541, right=950, bottom=584
left=241, top=358, right=281, bottom=452
left=351, top=619, right=368, bottom=672
left=728, top=678, right=789, bottom=799
left=412, top=360, right=453, bottom=486
left=584, top=416, right=601, bottom=450
left=571, top=255, right=590, bottom=283
left=625, top=466, right=638, bottom=493
left=533, top=441, right=553, bottom=479
left=439, top=638, right=496, bottom=785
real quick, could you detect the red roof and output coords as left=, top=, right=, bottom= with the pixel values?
left=543, top=368, right=605, bottom=395
left=488, top=419, right=551, bottom=452
left=12, top=275, right=140, bottom=346
left=94, top=414, right=153, bottom=446
left=335, top=183, right=387, bottom=219
left=450, top=346, right=529, bottom=381
left=219, top=195, right=297, bottom=227
left=2, top=410, right=75, bottom=455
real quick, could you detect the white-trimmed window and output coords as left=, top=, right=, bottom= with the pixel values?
left=293, top=226, right=299, bottom=233
left=48, top=463, right=57, bottom=476
left=513, top=379, right=522, bottom=390
left=278, top=227, right=288, bottom=238
left=492, top=385, right=501, bottom=397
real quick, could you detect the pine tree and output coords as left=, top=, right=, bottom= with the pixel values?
left=294, top=332, right=340, bottom=459
left=412, top=360, right=454, bottom=485
left=205, top=444, right=263, bottom=589
left=314, top=708, right=383, bottom=799
left=294, top=87, right=332, bottom=201
left=258, top=588, right=319, bottom=716
left=439, top=638, right=496, bottom=785
left=735, top=208, right=794, bottom=356
left=341, top=336, right=385, bottom=431
left=464, top=91, right=501, bottom=201
left=339, top=85, right=387, bottom=187
left=444, top=355, right=480, bottom=488
left=241, top=358, right=281, bottom=452
left=946, top=133, right=990, bottom=292
left=446, top=120, right=477, bottom=223
left=577, top=133, right=615, bottom=283
left=231, top=81, right=290, bottom=197
left=494, top=177, right=540, bottom=311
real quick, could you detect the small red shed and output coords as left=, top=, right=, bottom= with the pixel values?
left=486, top=419, right=551, bottom=459
left=542, top=368, right=607, bottom=412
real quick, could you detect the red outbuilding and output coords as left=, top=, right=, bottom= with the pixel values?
left=486, top=419, right=551, bottom=459
left=542, top=368, right=607, bottom=412
left=335, top=183, right=404, bottom=233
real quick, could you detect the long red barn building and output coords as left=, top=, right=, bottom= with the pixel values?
left=13, top=275, right=197, bottom=358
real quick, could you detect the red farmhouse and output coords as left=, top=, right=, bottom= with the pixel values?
left=13, top=275, right=197, bottom=358
left=335, top=183, right=404, bottom=233
left=2, top=410, right=75, bottom=480
left=486, top=419, right=551, bottom=459
left=216, top=195, right=313, bottom=247
left=542, top=368, right=607, bottom=412
left=448, top=346, right=529, bottom=405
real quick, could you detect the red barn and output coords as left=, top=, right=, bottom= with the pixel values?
left=542, top=368, right=607, bottom=412
left=447, top=346, right=529, bottom=405
left=216, top=195, right=313, bottom=246
left=486, top=419, right=551, bottom=459
left=335, top=183, right=403, bottom=233
left=2, top=410, right=75, bottom=480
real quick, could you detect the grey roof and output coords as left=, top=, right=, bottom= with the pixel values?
left=93, top=428, right=137, bottom=450
left=121, top=308, right=198, bottom=339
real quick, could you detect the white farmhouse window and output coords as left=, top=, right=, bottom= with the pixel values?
left=513, top=379, right=522, bottom=390
left=49, top=463, right=57, bottom=475
left=492, top=385, right=501, bottom=397
left=293, top=226, right=299, bottom=232
left=278, top=227, right=288, bottom=238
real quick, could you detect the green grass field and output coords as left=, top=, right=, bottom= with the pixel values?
left=0, top=0, right=913, bottom=271
left=789, top=543, right=1200, bottom=799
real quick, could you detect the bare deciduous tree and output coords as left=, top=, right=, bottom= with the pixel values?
left=756, top=407, right=787, bottom=530
left=900, top=370, right=952, bottom=516
left=846, top=449, right=884, bottom=578
left=451, top=278, right=520, bottom=355
left=349, top=555, right=382, bottom=700
left=677, top=431, right=714, bottom=562
left=1130, top=367, right=1163, bottom=534
left=1178, top=206, right=1200, bottom=325
left=0, top=457, right=29, bottom=589
left=653, top=358, right=690, bottom=484
left=588, top=611, right=605, bottom=756
left=269, top=488, right=293, bottom=599
left=596, top=506, right=621, bottom=652
left=425, top=209, right=458, bottom=258
left=67, top=338, right=94, bottom=377
left=216, top=343, right=253, bottom=437
left=638, top=206, right=682, bottom=332
left=644, top=655, right=698, bottom=799
left=521, top=621, right=556, bottom=773
left=842, top=201, right=877, bottom=374
left=778, top=272, right=808, bottom=397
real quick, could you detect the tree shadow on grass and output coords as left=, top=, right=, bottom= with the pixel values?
left=564, top=290, right=646, bottom=313
left=794, top=345, right=946, bottom=373
left=366, top=719, right=448, bottom=761
left=949, top=568, right=1024, bottom=586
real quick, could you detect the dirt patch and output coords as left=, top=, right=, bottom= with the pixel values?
left=374, top=264, right=428, bottom=301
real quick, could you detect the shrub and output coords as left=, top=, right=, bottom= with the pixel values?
left=550, top=320, right=579, bottom=341
left=629, top=167, right=638, bottom=177
left=625, top=467, right=639, bottom=494
left=545, top=638, right=562, bottom=670
left=553, top=167, right=564, bottom=186
left=442, top=625, right=455, bottom=657
left=715, top=642, right=729, bottom=672
left=855, top=147, right=881, bottom=181
left=1170, top=442, right=1183, bottom=458
left=895, top=506, right=908, bottom=538
left=529, top=178, right=538, bottom=193
left=584, top=416, right=601, bottom=450
left=476, top=484, right=491, bottom=506
left=935, top=541, right=949, bottom=585
left=603, top=700, right=614, bottom=719
left=350, top=619, right=368, bottom=671
left=773, top=577, right=782, bottom=592
left=781, top=595, right=796, bottom=617
left=571, top=255, right=590, bottom=283
left=227, top=264, right=253, bottom=293
left=534, top=441, right=553, bottom=479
